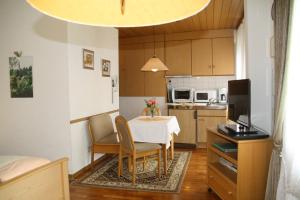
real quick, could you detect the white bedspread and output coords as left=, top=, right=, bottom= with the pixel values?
left=0, top=156, right=50, bottom=183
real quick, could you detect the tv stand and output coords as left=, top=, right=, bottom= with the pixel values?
left=225, top=124, right=258, bottom=134
left=207, top=127, right=272, bottom=200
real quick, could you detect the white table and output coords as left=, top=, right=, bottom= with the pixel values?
left=128, top=116, right=180, bottom=174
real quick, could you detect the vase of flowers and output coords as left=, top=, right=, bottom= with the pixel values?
left=144, top=99, right=158, bottom=118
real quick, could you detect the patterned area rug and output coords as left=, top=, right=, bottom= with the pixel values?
left=72, top=151, right=191, bottom=193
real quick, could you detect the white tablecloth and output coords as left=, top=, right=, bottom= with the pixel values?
left=128, top=116, right=180, bottom=148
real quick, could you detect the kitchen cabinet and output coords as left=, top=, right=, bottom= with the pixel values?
left=192, top=38, right=235, bottom=76
left=168, top=109, right=196, bottom=144
left=197, top=109, right=227, bottom=144
left=120, top=43, right=145, bottom=96
left=119, top=42, right=166, bottom=97
left=144, top=42, right=166, bottom=97
left=212, top=38, right=235, bottom=75
left=165, top=40, right=192, bottom=76
left=192, top=39, right=213, bottom=76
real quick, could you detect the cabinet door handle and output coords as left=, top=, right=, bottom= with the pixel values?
left=228, top=191, right=233, bottom=195
left=209, top=175, right=214, bottom=179
left=212, top=65, right=215, bottom=68
left=198, top=119, right=205, bottom=121
left=208, top=65, right=212, bottom=68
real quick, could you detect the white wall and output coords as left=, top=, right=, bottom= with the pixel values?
left=244, top=0, right=274, bottom=134
left=0, top=1, right=72, bottom=161
left=120, top=97, right=167, bottom=120
left=67, top=24, right=119, bottom=173
left=0, top=0, right=119, bottom=174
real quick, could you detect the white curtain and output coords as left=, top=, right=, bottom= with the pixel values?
left=235, top=21, right=246, bottom=80
left=277, top=0, right=300, bottom=199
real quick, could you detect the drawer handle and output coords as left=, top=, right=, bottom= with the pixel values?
left=228, top=191, right=233, bottom=195
left=209, top=175, right=214, bottom=179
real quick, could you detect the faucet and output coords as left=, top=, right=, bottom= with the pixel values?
left=207, top=98, right=217, bottom=106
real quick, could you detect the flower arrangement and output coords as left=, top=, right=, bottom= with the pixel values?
left=144, top=98, right=158, bottom=117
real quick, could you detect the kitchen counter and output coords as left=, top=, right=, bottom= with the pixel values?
left=167, top=102, right=227, bottom=110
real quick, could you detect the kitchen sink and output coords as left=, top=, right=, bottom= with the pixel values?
left=205, top=104, right=227, bottom=109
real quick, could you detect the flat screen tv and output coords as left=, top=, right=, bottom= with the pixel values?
left=227, top=79, right=252, bottom=130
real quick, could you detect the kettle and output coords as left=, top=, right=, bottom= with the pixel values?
left=218, top=88, right=227, bottom=103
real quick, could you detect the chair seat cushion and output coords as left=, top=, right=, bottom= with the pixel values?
left=96, top=132, right=119, bottom=144
left=134, top=142, right=161, bottom=153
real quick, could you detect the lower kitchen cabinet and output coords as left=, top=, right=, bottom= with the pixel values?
left=197, top=110, right=227, bottom=144
left=168, top=109, right=196, bottom=145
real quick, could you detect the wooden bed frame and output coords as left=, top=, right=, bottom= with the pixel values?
left=0, top=158, right=70, bottom=200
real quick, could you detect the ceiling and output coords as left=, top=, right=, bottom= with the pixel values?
left=119, top=0, right=244, bottom=38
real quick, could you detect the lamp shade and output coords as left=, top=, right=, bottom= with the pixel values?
left=26, top=0, right=211, bottom=27
left=141, top=56, right=168, bottom=72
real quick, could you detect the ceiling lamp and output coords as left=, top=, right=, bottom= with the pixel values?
left=26, top=0, right=211, bottom=27
left=141, top=28, right=168, bottom=72
left=141, top=55, right=168, bottom=72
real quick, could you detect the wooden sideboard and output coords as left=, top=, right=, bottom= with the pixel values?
left=207, top=128, right=272, bottom=200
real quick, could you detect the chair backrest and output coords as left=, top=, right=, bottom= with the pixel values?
left=88, top=113, right=114, bottom=144
left=141, top=107, right=162, bottom=116
left=115, top=115, right=134, bottom=153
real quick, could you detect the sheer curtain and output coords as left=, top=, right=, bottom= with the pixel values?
left=277, top=0, right=300, bottom=199
left=235, top=21, right=246, bottom=80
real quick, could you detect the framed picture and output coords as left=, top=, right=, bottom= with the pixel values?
left=9, top=55, right=34, bottom=98
left=83, top=49, right=94, bottom=69
left=102, top=59, right=111, bottom=77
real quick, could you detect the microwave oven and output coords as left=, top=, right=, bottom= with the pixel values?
left=172, top=88, right=194, bottom=103
left=194, top=90, right=217, bottom=103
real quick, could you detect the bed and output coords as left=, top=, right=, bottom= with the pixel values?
left=0, top=156, right=69, bottom=200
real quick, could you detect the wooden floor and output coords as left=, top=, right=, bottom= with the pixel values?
left=70, top=148, right=220, bottom=200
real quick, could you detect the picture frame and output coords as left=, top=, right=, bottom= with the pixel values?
left=83, top=49, right=94, bottom=69
left=102, top=59, right=111, bottom=77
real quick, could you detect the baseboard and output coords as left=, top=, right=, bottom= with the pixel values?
left=69, top=154, right=114, bottom=181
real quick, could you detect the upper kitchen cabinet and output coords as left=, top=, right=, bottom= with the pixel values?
left=144, top=42, right=166, bottom=97
left=212, top=38, right=235, bottom=75
left=192, top=37, right=235, bottom=76
left=192, top=39, right=213, bottom=76
left=120, top=43, right=145, bottom=96
left=165, top=40, right=192, bottom=76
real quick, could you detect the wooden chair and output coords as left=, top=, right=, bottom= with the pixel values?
left=115, top=115, right=161, bottom=184
left=88, top=113, right=120, bottom=168
left=141, top=107, right=161, bottom=116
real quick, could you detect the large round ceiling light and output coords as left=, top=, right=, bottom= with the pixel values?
left=26, top=0, right=211, bottom=27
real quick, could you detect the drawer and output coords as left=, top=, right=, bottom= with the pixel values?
left=197, top=109, right=227, bottom=117
left=208, top=167, right=236, bottom=200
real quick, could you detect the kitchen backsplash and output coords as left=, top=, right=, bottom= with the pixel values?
left=167, top=76, right=236, bottom=90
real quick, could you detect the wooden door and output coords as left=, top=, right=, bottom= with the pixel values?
left=144, top=42, right=166, bottom=97
left=169, top=109, right=196, bottom=144
left=212, top=38, right=235, bottom=75
left=122, top=43, right=145, bottom=96
left=165, top=40, right=192, bottom=76
left=197, top=116, right=226, bottom=143
left=192, top=39, right=213, bottom=76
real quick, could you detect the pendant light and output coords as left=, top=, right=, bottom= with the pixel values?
left=141, top=28, right=168, bottom=72
left=26, top=0, right=211, bottom=27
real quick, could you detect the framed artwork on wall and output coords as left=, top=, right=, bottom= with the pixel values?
left=102, top=59, right=111, bottom=77
left=9, top=51, right=33, bottom=98
left=83, top=49, right=94, bottom=69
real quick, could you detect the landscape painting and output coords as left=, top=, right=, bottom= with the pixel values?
left=9, top=53, right=33, bottom=98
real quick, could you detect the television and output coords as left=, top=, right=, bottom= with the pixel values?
left=226, top=79, right=257, bottom=134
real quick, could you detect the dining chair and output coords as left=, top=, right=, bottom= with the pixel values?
left=88, top=113, right=120, bottom=168
left=141, top=107, right=162, bottom=116
left=115, top=115, right=161, bottom=184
